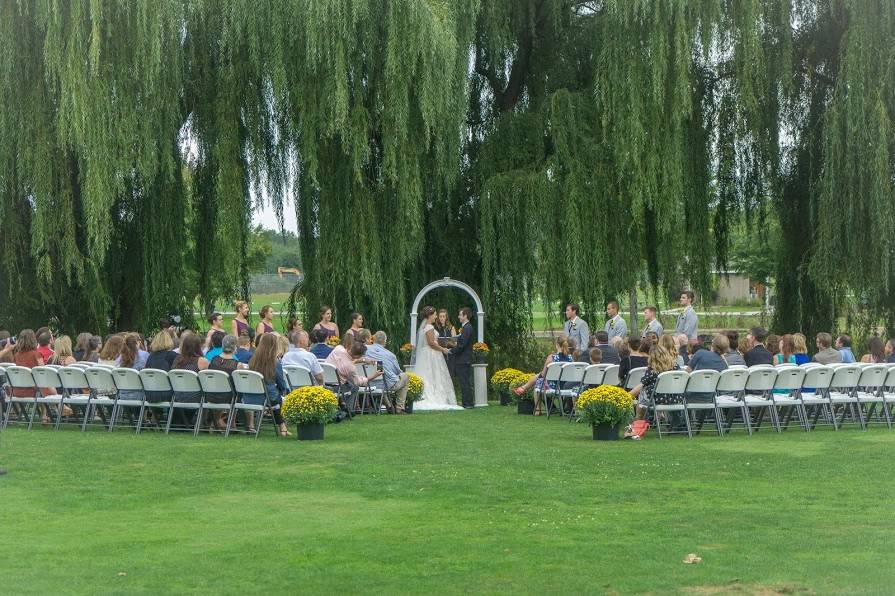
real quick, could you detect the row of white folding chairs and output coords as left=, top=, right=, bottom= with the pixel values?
left=0, top=365, right=314, bottom=438
left=645, top=363, right=895, bottom=437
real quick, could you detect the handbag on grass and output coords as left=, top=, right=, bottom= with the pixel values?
left=624, top=419, right=649, bottom=440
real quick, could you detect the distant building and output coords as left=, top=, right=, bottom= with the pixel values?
left=713, top=271, right=770, bottom=306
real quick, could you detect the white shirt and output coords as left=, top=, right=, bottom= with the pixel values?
left=281, top=346, right=323, bottom=378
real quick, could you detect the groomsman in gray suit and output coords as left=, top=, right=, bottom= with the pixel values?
left=674, top=291, right=698, bottom=340
left=604, top=300, right=627, bottom=340
left=564, top=304, right=590, bottom=352
left=641, top=306, right=664, bottom=338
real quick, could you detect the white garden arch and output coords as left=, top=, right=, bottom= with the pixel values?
left=409, top=277, right=485, bottom=345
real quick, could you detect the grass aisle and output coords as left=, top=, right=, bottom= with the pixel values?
left=2, top=406, right=894, bottom=594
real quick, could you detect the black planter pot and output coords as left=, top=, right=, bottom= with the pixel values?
left=499, top=390, right=513, bottom=406
left=517, top=399, right=535, bottom=415
left=405, top=401, right=414, bottom=414
left=592, top=423, right=621, bottom=441
left=297, top=422, right=325, bottom=441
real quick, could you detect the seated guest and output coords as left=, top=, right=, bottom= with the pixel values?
left=659, top=334, right=685, bottom=369
left=206, top=335, right=243, bottom=430
left=629, top=345, right=679, bottom=420
left=674, top=333, right=690, bottom=366
left=170, top=334, right=209, bottom=412
left=0, top=331, right=15, bottom=363
left=276, top=335, right=290, bottom=358
left=146, top=330, right=178, bottom=371
left=247, top=334, right=290, bottom=436
left=593, top=331, right=620, bottom=365
left=860, top=337, right=886, bottom=364
left=118, top=334, right=146, bottom=370
left=568, top=337, right=583, bottom=362
left=885, top=339, right=895, bottom=363
left=366, top=331, right=410, bottom=413
left=235, top=333, right=254, bottom=364
left=281, top=330, right=324, bottom=384
left=773, top=334, right=796, bottom=365
left=612, top=336, right=628, bottom=360
left=512, top=336, right=573, bottom=416
left=813, top=332, right=842, bottom=364
left=723, top=330, right=746, bottom=366
left=836, top=334, right=856, bottom=363
left=309, top=329, right=333, bottom=359
left=687, top=334, right=730, bottom=372
left=73, top=332, right=94, bottom=362
left=98, top=335, right=125, bottom=367
left=48, top=335, right=76, bottom=366
left=13, top=330, right=56, bottom=423
left=766, top=334, right=780, bottom=362
left=205, top=331, right=225, bottom=361
left=737, top=337, right=750, bottom=360
left=325, top=333, right=381, bottom=412
left=744, top=327, right=774, bottom=366
left=37, top=330, right=55, bottom=363
left=619, top=337, right=649, bottom=386
left=792, top=333, right=811, bottom=365
left=588, top=347, right=602, bottom=365
left=356, top=328, right=372, bottom=345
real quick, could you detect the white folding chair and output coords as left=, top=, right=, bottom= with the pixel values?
left=57, top=366, right=94, bottom=431
left=231, top=369, right=269, bottom=438
left=743, top=368, right=778, bottom=432
left=714, top=368, right=750, bottom=434
left=683, top=369, right=721, bottom=436
left=31, top=366, right=66, bottom=429
left=138, top=369, right=174, bottom=432
left=801, top=366, right=835, bottom=430
left=881, top=368, right=895, bottom=426
left=539, top=362, right=566, bottom=417
left=110, top=368, right=146, bottom=432
left=651, top=370, right=691, bottom=438
left=2, top=366, right=35, bottom=429
left=166, top=369, right=204, bottom=435
left=358, top=362, right=392, bottom=414
left=283, top=365, right=315, bottom=390
left=548, top=362, right=586, bottom=419
left=69, top=362, right=93, bottom=369
left=198, top=369, right=237, bottom=434
left=770, top=368, right=808, bottom=432
left=828, top=365, right=864, bottom=429
left=602, top=365, right=621, bottom=387
left=84, top=367, right=120, bottom=431
left=854, top=364, right=889, bottom=428
left=624, top=367, right=647, bottom=391
left=569, top=364, right=607, bottom=422
left=320, top=362, right=352, bottom=415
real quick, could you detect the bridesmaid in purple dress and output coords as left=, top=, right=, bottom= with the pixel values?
left=312, top=305, right=339, bottom=341
left=255, top=305, right=277, bottom=344
left=231, top=300, right=254, bottom=342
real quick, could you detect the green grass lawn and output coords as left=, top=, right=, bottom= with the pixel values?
left=2, top=406, right=894, bottom=594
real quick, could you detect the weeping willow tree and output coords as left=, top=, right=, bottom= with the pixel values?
left=1, top=0, right=893, bottom=358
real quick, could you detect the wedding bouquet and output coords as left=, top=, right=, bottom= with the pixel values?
left=325, top=335, right=340, bottom=347
left=281, top=386, right=339, bottom=425
left=576, top=386, right=634, bottom=427
left=406, top=373, right=424, bottom=403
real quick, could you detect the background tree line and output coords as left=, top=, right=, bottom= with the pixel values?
left=1, top=1, right=893, bottom=362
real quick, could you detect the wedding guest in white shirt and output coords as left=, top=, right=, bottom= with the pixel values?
left=281, top=330, right=324, bottom=384
left=604, top=300, right=627, bottom=340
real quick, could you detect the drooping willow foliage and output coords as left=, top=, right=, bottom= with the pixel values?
left=1, top=1, right=893, bottom=358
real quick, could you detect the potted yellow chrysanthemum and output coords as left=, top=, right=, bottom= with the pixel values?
left=490, top=367, right=522, bottom=405
left=281, top=386, right=339, bottom=440
left=404, top=373, right=424, bottom=413
left=576, top=385, right=635, bottom=440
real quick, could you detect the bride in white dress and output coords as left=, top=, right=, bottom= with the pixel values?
left=413, top=306, right=463, bottom=411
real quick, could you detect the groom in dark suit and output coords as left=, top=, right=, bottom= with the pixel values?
left=450, top=307, right=475, bottom=408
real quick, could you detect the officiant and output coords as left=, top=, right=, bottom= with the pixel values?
left=434, top=308, right=457, bottom=375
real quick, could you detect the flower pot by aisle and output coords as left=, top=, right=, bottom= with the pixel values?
left=297, top=422, right=325, bottom=441
left=517, top=399, right=535, bottom=415
left=592, top=423, right=621, bottom=441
